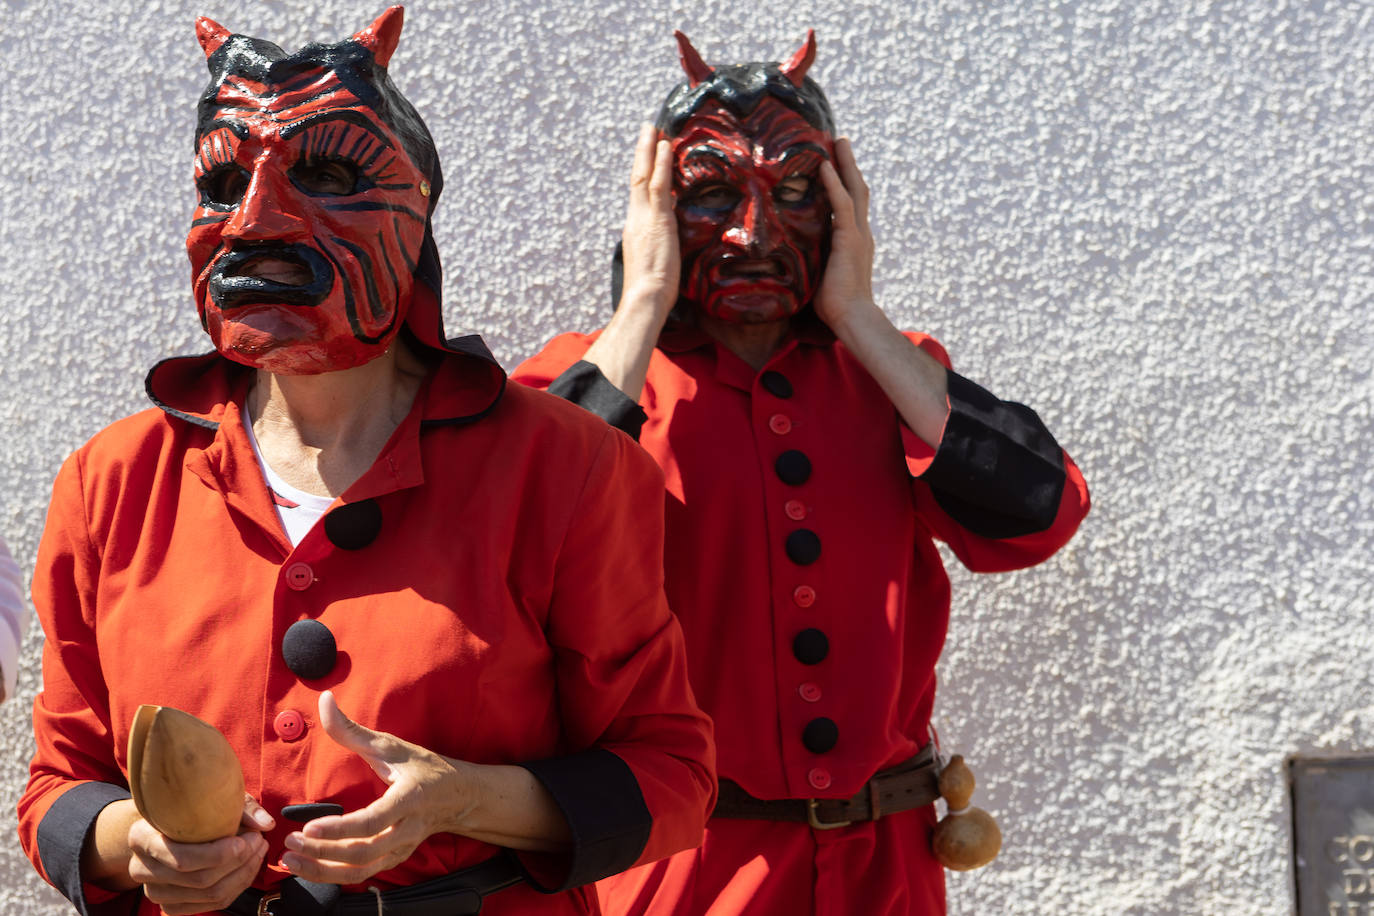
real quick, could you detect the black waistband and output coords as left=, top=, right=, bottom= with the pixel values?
left=225, top=853, right=523, bottom=916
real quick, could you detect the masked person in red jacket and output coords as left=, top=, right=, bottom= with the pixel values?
left=513, top=32, right=1090, bottom=916
left=19, top=10, right=714, bottom=916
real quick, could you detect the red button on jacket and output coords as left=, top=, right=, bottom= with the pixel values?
left=273, top=709, right=306, bottom=741
left=285, top=562, right=314, bottom=591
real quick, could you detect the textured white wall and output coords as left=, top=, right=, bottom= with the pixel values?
left=2, top=0, right=1371, bottom=912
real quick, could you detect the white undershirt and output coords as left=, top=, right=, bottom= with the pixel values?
left=243, top=414, right=334, bottom=547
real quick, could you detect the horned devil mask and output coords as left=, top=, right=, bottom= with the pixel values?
left=658, top=32, right=837, bottom=325
left=187, top=7, right=444, bottom=374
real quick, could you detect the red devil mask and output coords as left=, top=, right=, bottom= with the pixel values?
left=187, top=7, right=438, bottom=374
left=656, top=32, right=836, bottom=325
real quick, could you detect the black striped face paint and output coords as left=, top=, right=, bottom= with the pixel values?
left=187, top=8, right=433, bottom=374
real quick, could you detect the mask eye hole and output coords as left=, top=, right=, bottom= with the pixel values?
left=290, top=158, right=361, bottom=196
left=199, top=166, right=249, bottom=208
left=775, top=176, right=813, bottom=205
left=685, top=184, right=741, bottom=212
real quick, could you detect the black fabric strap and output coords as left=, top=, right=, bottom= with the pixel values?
left=36, top=781, right=136, bottom=916
left=227, top=854, right=522, bottom=915
left=547, top=361, right=648, bottom=441
left=922, top=370, right=1068, bottom=539
left=518, top=748, right=652, bottom=892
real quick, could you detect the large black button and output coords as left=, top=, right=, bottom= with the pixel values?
left=282, top=619, right=337, bottom=680
left=324, top=499, right=382, bottom=550
left=793, top=628, right=829, bottom=665
left=761, top=371, right=793, bottom=399
left=802, top=717, right=839, bottom=754
left=775, top=450, right=812, bottom=486
left=785, top=529, right=821, bottom=565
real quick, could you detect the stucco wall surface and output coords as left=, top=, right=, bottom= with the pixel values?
left=1, top=0, right=1371, bottom=912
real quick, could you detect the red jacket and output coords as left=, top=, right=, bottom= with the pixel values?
left=514, top=322, right=1090, bottom=916
left=21, top=345, right=716, bottom=916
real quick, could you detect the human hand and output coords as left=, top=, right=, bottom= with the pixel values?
left=618, top=123, right=681, bottom=325
left=813, top=138, right=879, bottom=331
left=280, top=691, right=471, bottom=884
left=126, top=794, right=273, bottom=915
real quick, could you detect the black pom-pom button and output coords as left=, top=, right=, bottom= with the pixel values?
left=793, top=628, right=830, bottom=665
left=761, top=371, right=793, bottom=399
left=774, top=451, right=812, bottom=486
left=282, top=619, right=337, bottom=680
left=324, top=499, right=382, bottom=551
left=802, top=717, right=839, bottom=754
left=785, top=529, right=822, bottom=565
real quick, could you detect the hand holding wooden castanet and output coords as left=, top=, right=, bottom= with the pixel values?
left=127, top=705, right=245, bottom=843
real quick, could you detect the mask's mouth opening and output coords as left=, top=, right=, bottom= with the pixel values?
left=209, top=244, right=333, bottom=309
left=715, top=255, right=793, bottom=287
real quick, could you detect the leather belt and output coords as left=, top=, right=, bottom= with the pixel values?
left=225, top=853, right=523, bottom=916
left=712, top=745, right=940, bottom=830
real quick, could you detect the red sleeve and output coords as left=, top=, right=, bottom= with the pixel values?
left=899, top=333, right=1091, bottom=573
left=19, top=450, right=137, bottom=913
left=517, top=426, right=715, bottom=889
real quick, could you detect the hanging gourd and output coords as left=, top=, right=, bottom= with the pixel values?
left=931, top=754, right=1002, bottom=870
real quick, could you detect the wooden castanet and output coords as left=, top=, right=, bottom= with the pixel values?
left=127, top=705, right=244, bottom=843
left=931, top=754, right=1002, bottom=871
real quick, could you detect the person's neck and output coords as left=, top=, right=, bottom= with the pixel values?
left=697, top=314, right=791, bottom=371
left=247, top=340, right=428, bottom=496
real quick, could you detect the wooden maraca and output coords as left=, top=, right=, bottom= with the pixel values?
left=127, top=705, right=245, bottom=843
left=931, top=754, right=1002, bottom=871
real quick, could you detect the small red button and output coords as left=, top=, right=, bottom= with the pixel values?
left=768, top=414, right=793, bottom=435
left=793, top=585, right=816, bottom=608
left=808, top=767, right=832, bottom=791
left=785, top=499, right=807, bottom=521
left=273, top=709, right=306, bottom=741
left=799, top=682, right=822, bottom=703
left=285, top=562, right=314, bottom=591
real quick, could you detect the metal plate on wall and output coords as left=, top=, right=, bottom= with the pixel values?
left=1291, top=755, right=1374, bottom=915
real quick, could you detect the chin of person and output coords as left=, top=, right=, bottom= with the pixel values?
left=709, top=294, right=799, bottom=325
left=214, top=308, right=355, bottom=375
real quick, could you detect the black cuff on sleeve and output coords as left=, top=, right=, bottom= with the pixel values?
left=36, top=782, right=136, bottom=916
left=548, top=361, right=648, bottom=440
left=922, top=370, right=1067, bottom=539
left=517, top=749, right=652, bottom=892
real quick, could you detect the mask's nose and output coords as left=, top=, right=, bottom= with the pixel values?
left=722, top=187, right=782, bottom=258
left=221, top=160, right=310, bottom=243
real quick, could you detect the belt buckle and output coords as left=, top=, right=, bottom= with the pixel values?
left=806, top=798, right=852, bottom=830
left=257, top=891, right=282, bottom=916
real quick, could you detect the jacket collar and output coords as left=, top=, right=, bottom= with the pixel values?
left=144, top=333, right=507, bottom=431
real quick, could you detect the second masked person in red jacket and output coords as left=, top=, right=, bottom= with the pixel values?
left=515, top=31, right=1090, bottom=916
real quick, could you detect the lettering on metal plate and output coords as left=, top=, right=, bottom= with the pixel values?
left=1290, top=755, right=1374, bottom=915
